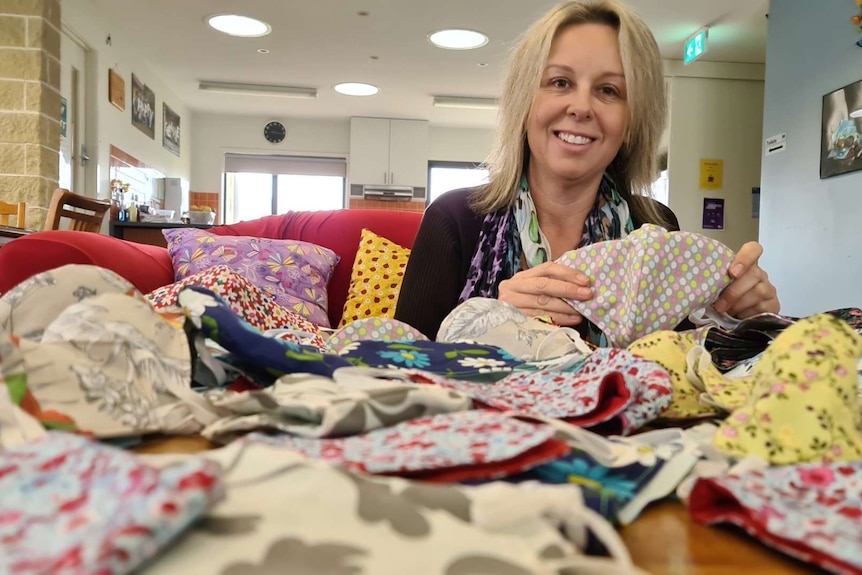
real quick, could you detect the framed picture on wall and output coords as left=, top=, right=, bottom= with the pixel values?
left=820, top=79, right=862, bottom=179
left=108, top=68, right=125, bottom=111
left=131, top=73, right=155, bottom=140
left=163, top=103, right=180, bottom=157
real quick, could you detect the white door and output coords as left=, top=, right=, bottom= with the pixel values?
left=59, top=30, right=87, bottom=194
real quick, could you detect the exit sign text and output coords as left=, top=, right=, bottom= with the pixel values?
left=684, top=29, right=708, bottom=65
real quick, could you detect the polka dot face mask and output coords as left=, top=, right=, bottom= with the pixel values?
left=555, top=225, right=736, bottom=347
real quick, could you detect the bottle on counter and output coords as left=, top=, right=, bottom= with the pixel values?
left=128, top=202, right=138, bottom=223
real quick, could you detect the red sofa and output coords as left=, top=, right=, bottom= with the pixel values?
left=0, top=209, right=424, bottom=327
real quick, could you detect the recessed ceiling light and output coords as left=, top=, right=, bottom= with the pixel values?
left=334, top=82, right=379, bottom=96
left=207, top=14, right=271, bottom=38
left=477, top=62, right=488, bottom=67
left=257, top=48, right=270, bottom=54
left=429, top=29, right=488, bottom=50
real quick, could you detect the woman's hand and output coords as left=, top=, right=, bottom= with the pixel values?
left=713, top=242, right=780, bottom=318
left=498, top=262, right=592, bottom=325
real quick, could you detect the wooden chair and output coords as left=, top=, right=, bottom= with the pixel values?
left=0, top=201, right=26, bottom=228
left=44, top=188, right=111, bottom=232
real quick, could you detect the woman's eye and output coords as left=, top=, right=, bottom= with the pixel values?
left=550, top=78, right=570, bottom=89
left=600, top=86, right=620, bottom=97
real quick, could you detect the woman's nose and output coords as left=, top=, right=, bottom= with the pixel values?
left=565, top=88, right=594, bottom=120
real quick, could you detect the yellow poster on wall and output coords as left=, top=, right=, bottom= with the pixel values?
left=699, top=159, right=724, bottom=189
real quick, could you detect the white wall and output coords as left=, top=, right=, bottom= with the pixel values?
left=190, top=114, right=350, bottom=193
left=760, top=0, right=862, bottom=316
left=61, top=0, right=192, bottom=199
left=429, top=126, right=494, bottom=163
left=666, top=76, right=764, bottom=251
left=191, top=114, right=496, bottom=194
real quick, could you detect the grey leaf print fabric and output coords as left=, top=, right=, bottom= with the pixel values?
left=221, top=538, right=366, bottom=575
left=343, top=472, right=432, bottom=537
left=445, top=556, right=534, bottom=575
left=198, top=515, right=262, bottom=537
left=200, top=368, right=471, bottom=441
left=143, top=438, right=642, bottom=575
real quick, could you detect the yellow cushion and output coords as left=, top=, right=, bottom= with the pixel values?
left=339, top=228, right=411, bottom=327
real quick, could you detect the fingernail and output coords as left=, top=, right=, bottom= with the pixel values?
left=577, top=287, right=592, bottom=299
left=713, top=300, right=728, bottom=313
left=730, top=264, right=743, bottom=277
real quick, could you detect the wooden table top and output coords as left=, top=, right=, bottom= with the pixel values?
left=133, top=435, right=812, bottom=574
left=0, top=225, right=36, bottom=245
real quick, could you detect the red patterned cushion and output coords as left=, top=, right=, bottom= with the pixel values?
left=145, top=265, right=325, bottom=349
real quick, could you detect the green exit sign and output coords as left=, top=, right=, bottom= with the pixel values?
left=684, top=28, right=708, bottom=65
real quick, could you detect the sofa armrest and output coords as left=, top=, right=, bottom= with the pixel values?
left=0, top=230, right=175, bottom=295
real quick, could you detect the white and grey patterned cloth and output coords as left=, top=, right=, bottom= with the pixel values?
left=0, top=265, right=213, bottom=441
left=142, top=438, right=645, bottom=575
left=437, top=297, right=592, bottom=362
left=200, top=368, right=472, bottom=442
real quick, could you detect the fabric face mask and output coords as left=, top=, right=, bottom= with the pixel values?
left=713, top=313, right=862, bottom=465
left=556, top=225, right=735, bottom=347
left=438, top=297, right=593, bottom=361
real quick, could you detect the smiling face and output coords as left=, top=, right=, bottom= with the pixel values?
left=526, top=23, right=628, bottom=193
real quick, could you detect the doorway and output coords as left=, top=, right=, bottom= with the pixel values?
left=59, top=28, right=88, bottom=194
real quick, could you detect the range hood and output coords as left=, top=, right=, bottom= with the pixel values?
left=362, top=185, right=414, bottom=201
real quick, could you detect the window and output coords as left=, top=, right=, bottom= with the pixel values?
left=650, top=170, right=669, bottom=206
left=276, top=175, right=344, bottom=213
left=427, top=161, right=489, bottom=204
left=649, top=151, right=669, bottom=206
left=223, top=154, right=346, bottom=223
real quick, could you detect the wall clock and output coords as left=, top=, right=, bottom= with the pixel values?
left=263, top=121, right=286, bottom=144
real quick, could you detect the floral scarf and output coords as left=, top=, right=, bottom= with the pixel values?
left=458, top=173, right=634, bottom=345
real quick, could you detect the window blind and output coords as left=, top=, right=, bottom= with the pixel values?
left=224, top=154, right=346, bottom=177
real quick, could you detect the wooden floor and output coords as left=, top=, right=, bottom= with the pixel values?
left=135, top=436, right=816, bottom=574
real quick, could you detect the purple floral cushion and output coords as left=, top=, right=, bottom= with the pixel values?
left=162, top=228, right=340, bottom=327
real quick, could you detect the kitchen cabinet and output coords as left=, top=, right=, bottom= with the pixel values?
left=349, top=117, right=429, bottom=189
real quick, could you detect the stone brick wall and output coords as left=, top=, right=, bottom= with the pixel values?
left=0, top=0, right=61, bottom=229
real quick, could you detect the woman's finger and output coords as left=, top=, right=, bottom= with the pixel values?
left=733, top=294, right=780, bottom=318
left=518, top=308, right=583, bottom=326
left=516, top=262, right=592, bottom=287
left=500, top=288, right=585, bottom=315
left=728, top=276, right=779, bottom=317
left=714, top=266, right=764, bottom=313
left=728, top=242, right=764, bottom=279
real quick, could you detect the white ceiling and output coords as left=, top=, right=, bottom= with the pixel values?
left=85, top=0, right=769, bottom=128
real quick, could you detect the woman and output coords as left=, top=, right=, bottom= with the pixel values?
left=395, top=0, right=779, bottom=340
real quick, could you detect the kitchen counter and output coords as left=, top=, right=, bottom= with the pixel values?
left=109, top=221, right=214, bottom=248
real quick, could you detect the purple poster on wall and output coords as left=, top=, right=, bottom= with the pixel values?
left=702, top=198, right=725, bottom=230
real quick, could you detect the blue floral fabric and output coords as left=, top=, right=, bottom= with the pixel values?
left=336, top=340, right=524, bottom=380
left=179, top=286, right=351, bottom=381
left=500, top=449, right=663, bottom=523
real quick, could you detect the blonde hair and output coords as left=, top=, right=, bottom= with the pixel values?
left=474, top=0, right=668, bottom=226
